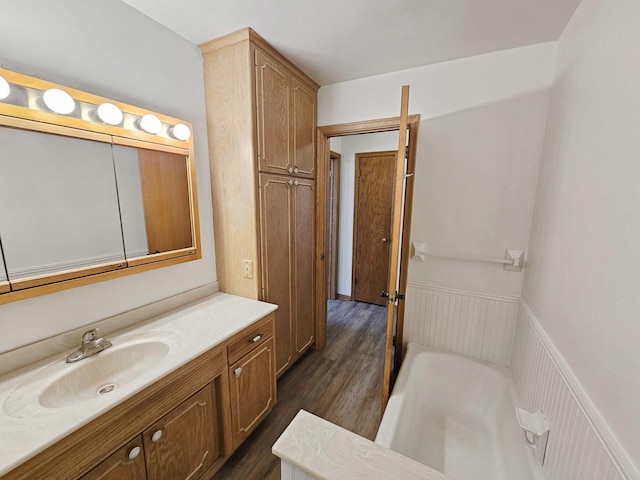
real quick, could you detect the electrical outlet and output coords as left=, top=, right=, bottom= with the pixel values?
left=242, top=259, right=253, bottom=279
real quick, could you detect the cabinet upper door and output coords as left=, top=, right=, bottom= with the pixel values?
left=80, top=437, right=147, bottom=480
left=291, top=77, right=316, bottom=178
left=255, top=49, right=291, bottom=175
left=143, top=383, right=221, bottom=480
left=293, top=178, right=315, bottom=354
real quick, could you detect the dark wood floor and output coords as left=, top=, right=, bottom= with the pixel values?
left=213, top=299, right=387, bottom=480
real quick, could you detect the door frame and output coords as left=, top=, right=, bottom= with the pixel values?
left=315, top=114, right=420, bottom=370
left=351, top=150, right=398, bottom=305
left=326, top=151, right=341, bottom=300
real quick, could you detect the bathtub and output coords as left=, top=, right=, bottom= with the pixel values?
left=375, top=343, right=543, bottom=480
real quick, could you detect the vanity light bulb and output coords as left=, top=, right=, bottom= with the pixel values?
left=43, top=88, right=76, bottom=115
left=97, top=102, right=123, bottom=126
left=170, top=123, right=191, bottom=141
left=0, top=75, right=10, bottom=100
left=138, top=114, right=162, bottom=134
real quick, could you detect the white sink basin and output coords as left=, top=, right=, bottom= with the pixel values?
left=3, top=331, right=180, bottom=418
left=39, top=340, right=170, bottom=408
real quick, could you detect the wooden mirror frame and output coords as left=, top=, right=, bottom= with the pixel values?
left=0, top=68, right=201, bottom=304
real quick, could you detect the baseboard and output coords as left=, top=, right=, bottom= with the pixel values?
left=336, top=294, right=351, bottom=301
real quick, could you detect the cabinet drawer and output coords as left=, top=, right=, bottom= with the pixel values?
left=227, top=314, right=274, bottom=364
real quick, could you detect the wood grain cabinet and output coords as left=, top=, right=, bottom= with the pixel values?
left=83, top=384, right=221, bottom=480
left=6, top=314, right=277, bottom=480
left=80, top=437, right=147, bottom=480
left=201, top=28, right=319, bottom=377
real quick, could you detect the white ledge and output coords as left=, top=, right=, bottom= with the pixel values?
left=272, top=410, right=450, bottom=480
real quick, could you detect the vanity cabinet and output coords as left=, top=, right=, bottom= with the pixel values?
left=143, top=383, right=221, bottom=480
left=226, top=313, right=277, bottom=449
left=80, top=437, right=147, bottom=480
left=4, top=313, right=276, bottom=480
left=201, top=28, right=318, bottom=377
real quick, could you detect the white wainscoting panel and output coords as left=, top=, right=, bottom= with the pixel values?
left=404, top=283, right=519, bottom=366
left=281, top=462, right=317, bottom=480
left=511, top=301, right=636, bottom=480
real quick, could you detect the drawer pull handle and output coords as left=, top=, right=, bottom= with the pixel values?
left=235, top=367, right=243, bottom=377
left=128, top=446, right=142, bottom=460
left=151, top=429, right=163, bottom=442
left=249, top=333, right=263, bottom=344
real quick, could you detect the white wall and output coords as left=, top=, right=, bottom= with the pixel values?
left=522, top=0, right=640, bottom=472
left=330, top=132, right=399, bottom=297
left=319, top=42, right=556, bottom=297
left=0, top=0, right=215, bottom=354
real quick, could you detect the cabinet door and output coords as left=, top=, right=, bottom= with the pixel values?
left=80, top=437, right=147, bottom=480
left=255, top=49, right=291, bottom=175
left=228, top=337, right=276, bottom=449
left=259, top=173, right=293, bottom=375
left=143, top=383, right=221, bottom=480
left=291, top=77, right=316, bottom=178
left=292, top=178, right=316, bottom=355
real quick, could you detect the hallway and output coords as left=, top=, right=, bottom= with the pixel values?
left=214, top=299, right=387, bottom=479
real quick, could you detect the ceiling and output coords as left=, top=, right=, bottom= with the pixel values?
left=121, top=0, right=582, bottom=86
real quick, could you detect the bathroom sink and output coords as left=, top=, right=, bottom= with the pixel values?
left=3, top=331, right=180, bottom=417
left=39, top=340, right=170, bottom=408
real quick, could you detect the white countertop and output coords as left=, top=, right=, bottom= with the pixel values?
left=0, top=292, right=277, bottom=475
left=273, top=410, right=450, bottom=480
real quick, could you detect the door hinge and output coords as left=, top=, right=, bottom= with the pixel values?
left=405, top=145, right=409, bottom=160
left=392, top=335, right=396, bottom=347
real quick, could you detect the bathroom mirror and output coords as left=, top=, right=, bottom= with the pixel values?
left=0, top=67, right=200, bottom=304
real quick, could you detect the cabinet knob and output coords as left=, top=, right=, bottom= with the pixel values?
left=288, top=167, right=293, bottom=173
left=294, top=179, right=299, bottom=186
left=151, top=429, right=163, bottom=442
left=128, top=446, right=142, bottom=460
left=294, top=167, right=299, bottom=174
left=288, top=179, right=294, bottom=186
left=235, top=367, right=243, bottom=377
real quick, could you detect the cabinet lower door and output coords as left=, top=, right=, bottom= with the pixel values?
left=228, top=337, right=276, bottom=449
left=292, top=178, right=315, bottom=355
left=259, top=173, right=294, bottom=375
left=80, top=437, right=147, bottom=480
left=143, top=383, right=221, bottom=480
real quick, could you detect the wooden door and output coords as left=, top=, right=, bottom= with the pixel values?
left=259, top=173, right=293, bottom=375
left=143, top=384, right=221, bottom=480
left=291, top=76, right=316, bottom=178
left=326, top=152, right=341, bottom=299
left=138, top=149, right=192, bottom=254
left=293, top=178, right=315, bottom=354
left=255, top=49, right=291, bottom=175
left=382, top=86, right=410, bottom=409
left=228, top=337, right=276, bottom=449
left=352, top=151, right=397, bottom=306
left=80, top=437, right=147, bottom=480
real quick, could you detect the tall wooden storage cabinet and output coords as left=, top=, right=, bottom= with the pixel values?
left=200, top=28, right=319, bottom=376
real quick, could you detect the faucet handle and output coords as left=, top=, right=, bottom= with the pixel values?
left=81, top=328, right=100, bottom=342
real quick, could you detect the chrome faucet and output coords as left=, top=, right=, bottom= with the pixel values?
left=66, top=328, right=112, bottom=363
